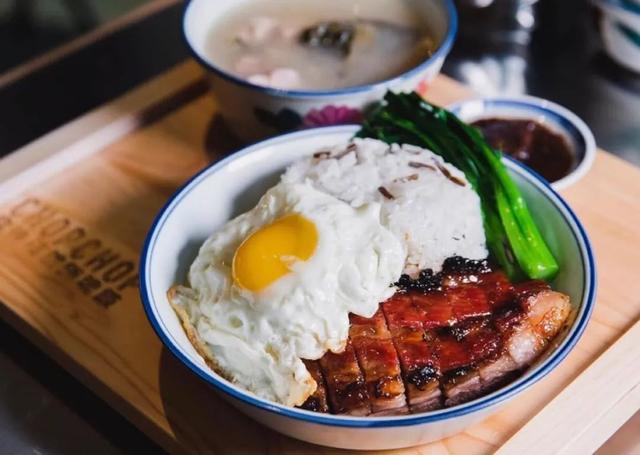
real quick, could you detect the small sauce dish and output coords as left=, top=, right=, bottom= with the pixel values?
left=448, top=96, right=597, bottom=190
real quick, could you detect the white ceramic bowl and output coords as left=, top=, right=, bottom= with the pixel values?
left=140, top=126, right=596, bottom=450
left=182, top=0, right=457, bottom=141
left=448, top=96, right=597, bottom=191
left=595, top=0, right=640, bottom=73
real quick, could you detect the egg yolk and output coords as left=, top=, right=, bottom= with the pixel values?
left=232, top=214, right=318, bottom=291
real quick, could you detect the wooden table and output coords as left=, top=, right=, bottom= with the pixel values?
left=1, top=61, right=639, bottom=454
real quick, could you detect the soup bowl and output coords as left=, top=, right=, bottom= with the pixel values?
left=140, top=126, right=596, bottom=450
left=183, top=0, right=458, bottom=142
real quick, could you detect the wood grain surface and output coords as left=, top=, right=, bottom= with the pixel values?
left=496, top=320, right=640, bottom=455
left=0, top=63, right=639, bottom=454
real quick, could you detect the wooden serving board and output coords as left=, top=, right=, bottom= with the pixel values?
left=1, top=61, right=639, bottom=454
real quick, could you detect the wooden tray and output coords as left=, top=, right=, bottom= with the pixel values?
left=1, top=61, right=639, bottom=454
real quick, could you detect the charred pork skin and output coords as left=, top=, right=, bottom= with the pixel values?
left=299, top=258, right=571, bottom=416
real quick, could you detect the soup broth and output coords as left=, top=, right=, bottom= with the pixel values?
left=205, top=0, right=438, bottom=90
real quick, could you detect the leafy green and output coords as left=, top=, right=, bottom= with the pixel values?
left=357, top=91, right=558, bottom=280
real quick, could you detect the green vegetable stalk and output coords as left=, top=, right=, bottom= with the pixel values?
left=357, top=91, right=559, bottom=281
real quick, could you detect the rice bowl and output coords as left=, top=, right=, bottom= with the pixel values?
left=140, top=125, right=595, bottom=450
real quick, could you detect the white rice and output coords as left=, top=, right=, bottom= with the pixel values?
left=283, top=138, right=488, bottom=276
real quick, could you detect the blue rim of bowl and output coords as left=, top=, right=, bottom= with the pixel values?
left=140, top=125, right=596, bottom=428
left=447, top=96, right=597, bottom=189
left=181, top=0, right=458, bottom=98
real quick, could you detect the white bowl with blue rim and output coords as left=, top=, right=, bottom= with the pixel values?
left=182, top=0, right=457, bottom=142
left=140, top=125, right=596, bottom=450
left=448, top=96, right=597, bottom=191
left=595, top=0, right=640, bottom=73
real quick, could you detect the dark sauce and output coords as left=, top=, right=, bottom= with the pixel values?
left=299, top=397, right=322, bottom=412
left=406, top=365, right=438, bottom=389
left=472, top=118, right=575, bottom=183
left=396, top=256, right=493, bottom=293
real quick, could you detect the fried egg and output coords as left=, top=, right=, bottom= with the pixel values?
left=170, top=182, right=404, bottom=406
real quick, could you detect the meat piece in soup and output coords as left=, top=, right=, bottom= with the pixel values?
left=205, top=0, right=438, bottom=90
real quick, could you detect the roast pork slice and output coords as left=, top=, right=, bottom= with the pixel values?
left=350, top=310, right=408, bottom=415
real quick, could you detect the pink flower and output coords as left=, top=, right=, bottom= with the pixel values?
left=417, top=79, right=431, bottom=98
left=303, top=105, right=363, bottom=128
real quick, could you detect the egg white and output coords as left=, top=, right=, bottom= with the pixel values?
left=173, top=182, right=405, bottom=406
